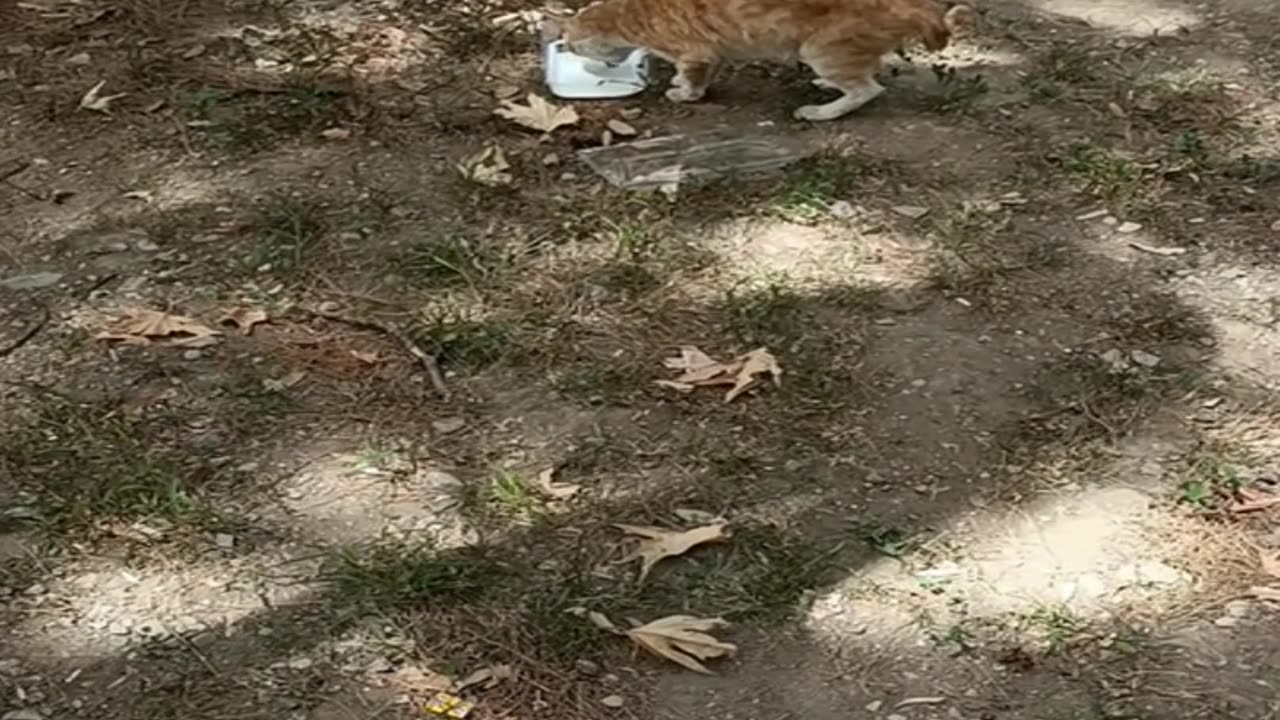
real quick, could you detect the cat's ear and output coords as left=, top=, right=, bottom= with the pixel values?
left=542, top=4, right=575, bottom=39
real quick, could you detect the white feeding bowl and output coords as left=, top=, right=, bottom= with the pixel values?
left=543, top=40, right=649, bottom=99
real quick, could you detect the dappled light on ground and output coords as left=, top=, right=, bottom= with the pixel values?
left=4, top=0, right=1280, bottom=718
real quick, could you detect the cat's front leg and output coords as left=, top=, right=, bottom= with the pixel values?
left=665, top=58, right=720, bottom=103
left=794, top=77, right=884, bottom=121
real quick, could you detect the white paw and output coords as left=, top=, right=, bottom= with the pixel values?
left=665, top=86, right=700, bottom=103
left=811, top=78, right=837, bottom=90
left=794, top=104, right=838, bottom=121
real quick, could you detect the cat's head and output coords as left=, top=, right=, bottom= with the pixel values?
left=559, top=4, right=636, bottom=65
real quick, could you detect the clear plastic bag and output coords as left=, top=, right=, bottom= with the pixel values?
left=577, top=122, right=812, bottom=190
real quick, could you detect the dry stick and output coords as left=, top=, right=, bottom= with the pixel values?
left=296, top=306, right=449, bottom=398
left=0, top=305, right=50, bottom=358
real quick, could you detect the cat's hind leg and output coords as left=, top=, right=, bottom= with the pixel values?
left=795, top=45, right=883, bottom=121
left=666, top=57, right=721, bottom=102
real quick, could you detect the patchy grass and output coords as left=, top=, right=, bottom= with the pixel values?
left=174, top=81, right=353, bottom=153
left=1063, top=146, right=1148, bottom=205
left=244, top=194, right=329, bottom=275
left=920, top=65, right=989, bottom=113
left=324, top=540, right=504, bottom=607
left=484, top=469, right=545, bottom=518
left=1024, top=44, right=1097, bottom=99
left=768, top=157, right=865, bottom=224
left=1023, top=605, right=1087, bottom=654
left=398, top=233, right=495, bottom=287
left=0, top=395, right=219, bottom=533
left=852, top=520, right=918, bottom=558
left=410, top=309, right=511, bottom=370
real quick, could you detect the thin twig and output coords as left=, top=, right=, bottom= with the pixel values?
left=0, top=304, right=50, bottom=358
left=295, top=305, right=449, bottom=398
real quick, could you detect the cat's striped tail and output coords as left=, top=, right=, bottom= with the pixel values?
left=919, top=2, right=976, bottom=52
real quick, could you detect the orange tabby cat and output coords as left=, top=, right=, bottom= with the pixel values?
left=561, top=0, right=975, bottom=121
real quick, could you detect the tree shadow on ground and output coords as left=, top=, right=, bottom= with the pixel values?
left=4, top=0, right=1280, bottom=719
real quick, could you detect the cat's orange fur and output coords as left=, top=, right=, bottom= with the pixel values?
left=561, top=0, right=975, bottom=121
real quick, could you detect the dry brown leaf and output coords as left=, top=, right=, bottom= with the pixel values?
left=534, top=467, right=580, bottom=500
left=218, top=307, right=269, bottom=336
left=1231, top=490, right=1280, bottom=513
left=80, top=80, right=125, bottom=112
left=457, top=145, right=513, bottom=187
left=494, top=93, right=579, bottom=134
left=350, top=349, right=382, bottom=365
left=95, top=309, right=221, bottom=347
left=1261, top=550, right=1280, bottom=580
left=588, top=610, right=619, bottom=632
left=624, top=615, right=736, bottom=674
left=1250, top=585, right=1280, bottom=602
left=615, top=523, right=730, bottom=581
left=387, top=665, right=454, bottom=693
left=658, top=346, right=783, bottom=402
left=454, top=664, right=513, bottom=692
left=725, top=348, right=783, bottom=402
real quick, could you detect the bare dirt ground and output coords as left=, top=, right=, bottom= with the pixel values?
left=3, top=0, right=1280, bottom=718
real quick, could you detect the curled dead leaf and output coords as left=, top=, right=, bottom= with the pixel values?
left=218, top=307, right=269, bottom=336
left=623, top=615, right=736, bottom=674
left=95, top=309, right=221, bottom=347
left=588, top=610, right=619, bottom=632
left=457, top=145, right=513, bottom=187
left=349, top=349, right=382, bottom=365
left=1250, top=585, right=1280, bottom=602
left=1261, top=549, right=1280, bottom=580
left=615, top=522, right=730, bottom=581
left=657, top=346, right=782, bottom=402
left=494, top=93, right=579, bottom=134
left=454, top=663, right=514, bottom=692
left=534, top=467, right=581, bottom=500
left=388, top=665, right=454, bottom=694
left=80, top=79, right=125, bottom=113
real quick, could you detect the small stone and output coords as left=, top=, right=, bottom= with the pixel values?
left=135, top=239, right=160, bottom=252
left=888, top=715, right=908, bottom=720
left=620, top=107, right=643, bottom=119
left=574, top=659, right=601, bottom=676
left=287, top=656, right=314, bottom=670
left=606, top=119, right=637, bottom=136
left=1116, top=221, right=1142, bottom=234
left=182, top=349, right=203, bottom=361
left=66, top=52, right=92, bottom=66
left=829, top=200, right=856, bottom=219
left=1214, top=616, right=1239, bottom=628
left=1135, top=560, right=1181, bottom=585
left=3, top=710, right=45, bottom=720
left=1130, top=350, right=1161, bottom=368
left=891, top=205, right=930, bottom=219
left=1099, top=348, right=1128, bottom=370
left=541, top=152, right=560, bottom=167
left=1, top=272, right=63, bottom=290
left=1076, top=209, right=1109, bottom=221
left=1271, top=219, right=1280, bottom=232
left=431, top=417, right=467, bottom=435
left=118, top=276, right=147, bottom=293
left=600, top=695, right=625, bottom=708
left=1224, top=600, right=1250, bottom=619
left=865, top=700, right=884, bottom=712
left=214, top=533, right=235, bottom=549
